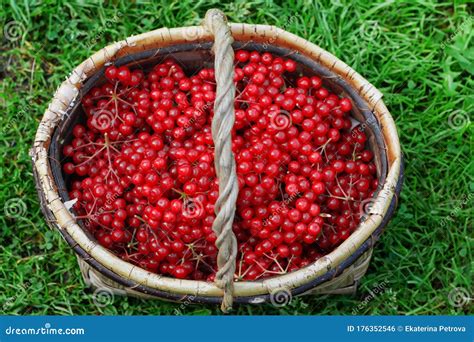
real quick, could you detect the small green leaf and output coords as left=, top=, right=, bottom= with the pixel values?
left=46, top=30, right=58, bottom=40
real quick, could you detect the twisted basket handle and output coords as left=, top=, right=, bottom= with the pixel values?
left=203, top=9, right=239, bottom=312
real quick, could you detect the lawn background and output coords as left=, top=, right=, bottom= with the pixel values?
left=0, top=0, right=472, bottom=315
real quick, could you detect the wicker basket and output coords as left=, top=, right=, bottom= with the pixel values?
left=32, top=9, right=403, bottom=311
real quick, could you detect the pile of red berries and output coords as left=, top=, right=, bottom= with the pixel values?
left=63, top=50, right=378, bottom=281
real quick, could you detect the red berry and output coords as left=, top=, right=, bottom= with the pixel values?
left=117, top=66, right=131, bottom=84
left=64, top=52, right=378, bottom=281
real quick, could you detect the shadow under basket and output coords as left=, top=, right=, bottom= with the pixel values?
left=32, top=18, right=403, bottom=308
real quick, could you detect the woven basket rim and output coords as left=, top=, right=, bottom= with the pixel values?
left=32, top=22, right=402, bottom=298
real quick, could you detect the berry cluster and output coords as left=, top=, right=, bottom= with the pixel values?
left=63, top=50, right=378, bottom=281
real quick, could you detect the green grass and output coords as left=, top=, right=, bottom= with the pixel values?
left=0, top=0, right=472, bottom=315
